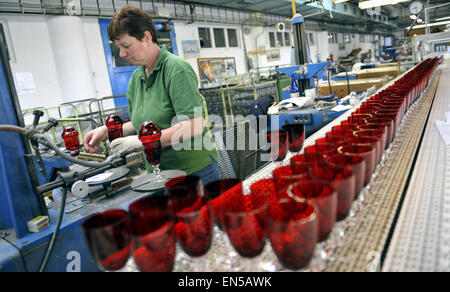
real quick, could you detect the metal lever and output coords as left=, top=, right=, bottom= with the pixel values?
left=43, top=118, right=58, bottom=132
left=31, top=110, right=46, bottom=177
left=32, top=110, right=44, bottom=129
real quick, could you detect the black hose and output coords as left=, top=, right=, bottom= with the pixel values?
left=327, top=69, right=333, bottom=95
left=339, top=65, right=351, bottom=96
left=36, top=134, right=117, bottom=168
left=38, top=187, right=67, bottom=272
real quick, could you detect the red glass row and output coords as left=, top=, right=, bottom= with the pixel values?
left=81, top=58, right=440, bottom=272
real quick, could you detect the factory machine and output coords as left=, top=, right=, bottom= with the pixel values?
left=269, top=12, right=348, bottom=134
left=0, top=7, right=347, bottom=273
left=0, top=33, right=158, bottom=272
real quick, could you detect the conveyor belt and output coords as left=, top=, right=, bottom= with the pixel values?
left=382, top=58, right=450, bottom=272
left=120, top=59, right=442, bottom=272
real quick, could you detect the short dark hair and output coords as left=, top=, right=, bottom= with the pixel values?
left=108, top=6, right=158, bottom=44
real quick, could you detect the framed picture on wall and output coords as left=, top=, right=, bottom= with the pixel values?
left=266, top=49, right=281, bottom=62
left=181, top=40, right=201, bottom=58
left=339, top=43, right=346, bottom=51
left=197, top=57, right=236, bottom=85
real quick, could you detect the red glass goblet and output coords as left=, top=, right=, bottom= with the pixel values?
left=204, top=178, right=241, bottom=230
left=128, top=194, right=176, bottom=272
left=105, top=114, right=123, bottom=142
left=338, top=145, right=376, bottom=186
left=282, top=123, right=306, bottom=153
left=82, top=209, right=131, bottom=271
left=288, top=180, right=337, bottom=242
left=272, top=165, right=310, bottom=199
left=310, top=162, right=355, bottom=221
left=222, top=192, right=268, bottom=259
left=267, top=129, right=288, bottom=163
left=267, top=197, right=318, bottom=270
left=166, top=176, right=213, bottom=259
left=62, top=127, right=80, bottom=156
left=138, top=120, right=164, bottom=183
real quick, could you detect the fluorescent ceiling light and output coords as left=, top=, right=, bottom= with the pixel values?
left=435, top=16, right=450, bottom=22
left=332, top=0, right=351, bottom=3
left=359, top=0, right=410, bottom=10
left=407, top=20, right=450, bottom=30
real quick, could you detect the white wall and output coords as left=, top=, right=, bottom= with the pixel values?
left=82, top=18, right=113, bottom=100
left=173, top=20, right=248, bottom=79
left=2, top=15, right=63, bottom=110
left=173, top=20, right=294, bottom=80
left=3, top=13, right=391, bottom=116
left=1, top=15, right=112, bottom=117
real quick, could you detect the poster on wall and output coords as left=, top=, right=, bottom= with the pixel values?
left=266, top=49, right=281, bottom=62
left=181, top=40, right=200, bottom=58
left=197, top=57, right=236, bottom=85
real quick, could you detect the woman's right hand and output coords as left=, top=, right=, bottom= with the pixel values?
left=83, top=125, right=108, bottom=153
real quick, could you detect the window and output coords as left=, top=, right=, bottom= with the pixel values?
left=359, top=34, right=365, bottom=43
left=276, top=32, right=283, bottom=47
left=213, top=28, right=226, bottom=47
left=308, top=33, right=315, bottom=46
left=227, top=29, right=238, bottom=47
left=269, top=32, right=276, bottom=47
left=344, top=34, right=351, bottom=44
left=284, top=32, right=291, bottom=46
left=198, top=27, right=212, bottom=48
left=328, top=32, right=337, bottom=44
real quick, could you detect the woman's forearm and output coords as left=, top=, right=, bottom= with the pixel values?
left=160, top=117, right=205, bottom=147
left=122, top=121, right=137, bottom=136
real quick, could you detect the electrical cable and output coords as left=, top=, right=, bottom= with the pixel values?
left=339, top=65, right=351, bottom=96
left=327, top=68, right=333, bottom=95
left=38, top=187, right=67, bottom=272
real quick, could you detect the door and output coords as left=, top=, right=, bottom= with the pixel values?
left=99, top=19, right=178, bottom=109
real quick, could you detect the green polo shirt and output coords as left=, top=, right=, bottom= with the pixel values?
left=127, top=45, right=217, bottom=174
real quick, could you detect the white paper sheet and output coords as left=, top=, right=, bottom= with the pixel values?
left=331, top=104, right=354, bottom=112
left=15, top=72, right=36, bottom=95
left=445, top=112, right=450, bottom=123
left=436, top=120, right=450, bottom=145
left=85, top=172, right=113, bottom=183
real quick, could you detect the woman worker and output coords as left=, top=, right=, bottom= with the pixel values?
left=83, top=5, right=221, bottom=185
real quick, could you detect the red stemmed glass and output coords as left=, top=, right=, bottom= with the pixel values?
left=222, top=191, right=268, bottom=270
left=349, top=133, right=383, bottom=165
left=250, top=178, right=278, bottom=206
left=105, top=114, right=123, bottom=142
left=338, top=145, right=376, bottom=186
left=267, top=197, right=318, bottom=270
left=266, top=129, right=288, bottom=163
left=204, top=178, right=241, bottom=230
left=61, top=127, right=80, bottom=156
left=288, top=180, right=337, bottom=243
left=128, top=194, right=176, bottom=272
left=138, top=120, right=164, bottom=183
left=273, top=165, right=311, bottom=200
left=282, top=123, right=306, bottom=153
left=309, top=162, right=355, bottom=221
left=82, top=209, right=131, bottom=271
left=166, top=176, right=213, bottom=260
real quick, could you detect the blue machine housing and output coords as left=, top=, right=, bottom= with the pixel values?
left=0, top=34, right=101, bottom=272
